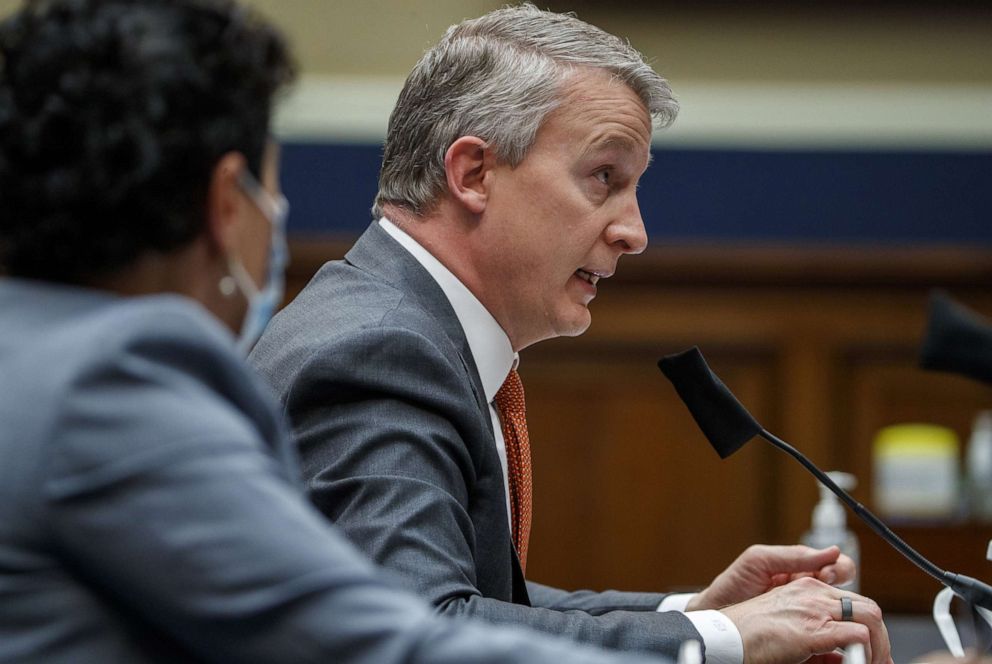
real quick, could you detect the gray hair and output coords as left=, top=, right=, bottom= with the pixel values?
left=372, top=3, right=678, bottom=219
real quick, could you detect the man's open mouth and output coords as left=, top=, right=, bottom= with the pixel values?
left=575, top=269, right=601, bottom=285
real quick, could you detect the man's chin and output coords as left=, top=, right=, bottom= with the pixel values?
left=553, top=310, right=592, bottom=339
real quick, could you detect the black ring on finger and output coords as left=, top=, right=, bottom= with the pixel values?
left=840, top=596, right=854, bottom=621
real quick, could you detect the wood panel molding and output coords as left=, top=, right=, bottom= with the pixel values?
left=287, top=237, right=992, bottom=289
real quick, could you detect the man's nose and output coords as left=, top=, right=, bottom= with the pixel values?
left=606, top=198, right=648, bottom=255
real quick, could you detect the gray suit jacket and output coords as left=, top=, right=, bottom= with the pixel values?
left=0, top=277, right=668, bottom=664
left=250, top=222, right=703, bottom=658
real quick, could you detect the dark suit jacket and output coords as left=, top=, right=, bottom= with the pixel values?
left=250, top=222, right=703, bottom=658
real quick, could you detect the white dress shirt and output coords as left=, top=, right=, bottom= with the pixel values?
left=379, top=218, right=743, bottom=664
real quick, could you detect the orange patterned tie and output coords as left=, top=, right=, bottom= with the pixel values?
left=494, top=369, right=532, bottom=573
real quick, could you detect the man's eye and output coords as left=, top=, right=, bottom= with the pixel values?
left=594, top=170, right=610, bottom=185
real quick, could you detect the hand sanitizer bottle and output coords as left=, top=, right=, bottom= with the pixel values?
left=967, top=411, right=992, bottom=521
left=801, top=471, right=860, bottom=593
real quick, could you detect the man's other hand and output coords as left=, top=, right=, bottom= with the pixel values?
left=687, top=544, right=856, bottom=611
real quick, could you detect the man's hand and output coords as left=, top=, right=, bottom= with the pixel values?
left=687, top=544, right=856, bottom=611
left=719, top=577, right=892, bottom=664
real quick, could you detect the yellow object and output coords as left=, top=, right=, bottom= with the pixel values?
left=874, top=424, right=960, bottom=458
left=872, top=423, right=960, bottom=519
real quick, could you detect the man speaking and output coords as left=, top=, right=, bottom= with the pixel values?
left=250, top=5, right=892, bottom=663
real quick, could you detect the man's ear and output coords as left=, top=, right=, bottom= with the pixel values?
left=204, top=151, right=248, bottom=257
left=444, top=136, right=492, bottom=215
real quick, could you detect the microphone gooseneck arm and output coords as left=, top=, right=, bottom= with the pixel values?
left=760, top=429, right=944, bottom=581
left=658, top=345, right=992, bottom=611
left=759, top=428, right=992, bottom=610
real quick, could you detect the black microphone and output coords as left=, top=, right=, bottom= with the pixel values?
left=920, top=290, right=992, bottom=386
left=658, top=345, right=992, bottom=611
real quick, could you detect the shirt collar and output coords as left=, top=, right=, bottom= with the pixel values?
left=379, top=218, right=516, bottom=402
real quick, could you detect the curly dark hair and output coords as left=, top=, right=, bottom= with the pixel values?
left=0, top=0, right=295, bottom=282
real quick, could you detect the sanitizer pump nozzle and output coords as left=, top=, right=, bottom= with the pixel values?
left=801, top=471, right=861, bottom=593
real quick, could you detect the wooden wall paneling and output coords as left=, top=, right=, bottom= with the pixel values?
left=778, top=337, right=836, bottom=542
left=769, top=289, right=928, bottom=541
left=523, top=345, right=780, bottom=594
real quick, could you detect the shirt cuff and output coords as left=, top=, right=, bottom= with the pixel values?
left=656, top=595, right=744, bottom=664
left=657, top=592, right=694, bottom=612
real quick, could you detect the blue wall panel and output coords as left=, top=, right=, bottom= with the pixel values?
left=281, top=142, right=381, bottom=236
left=282, top=142, right=992, bottom=245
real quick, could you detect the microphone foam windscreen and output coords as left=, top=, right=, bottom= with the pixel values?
left=920, top=290, right=992, bottom=386
left=658, top=346, right=763, bottom=459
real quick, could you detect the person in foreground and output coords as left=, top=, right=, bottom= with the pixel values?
left=0, top=1, right=678, bottom=662
left=249, top=5, right=893, bottom=664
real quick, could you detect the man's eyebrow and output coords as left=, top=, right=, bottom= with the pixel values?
left=581, top=134, right=654, bottom=167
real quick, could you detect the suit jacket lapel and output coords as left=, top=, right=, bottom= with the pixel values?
left=344, top=222, right=493, bottom=436
left=346, top=221, right=530, bottom=605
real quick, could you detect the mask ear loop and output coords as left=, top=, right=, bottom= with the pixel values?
left=228, top=169, right=289, bottom=354
left=934, top=586, right=966, bottom=658
left=217, top=170, right=273, bottom=302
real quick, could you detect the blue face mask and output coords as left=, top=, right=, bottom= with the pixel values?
left=228, top=170, right=289, bottom=355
